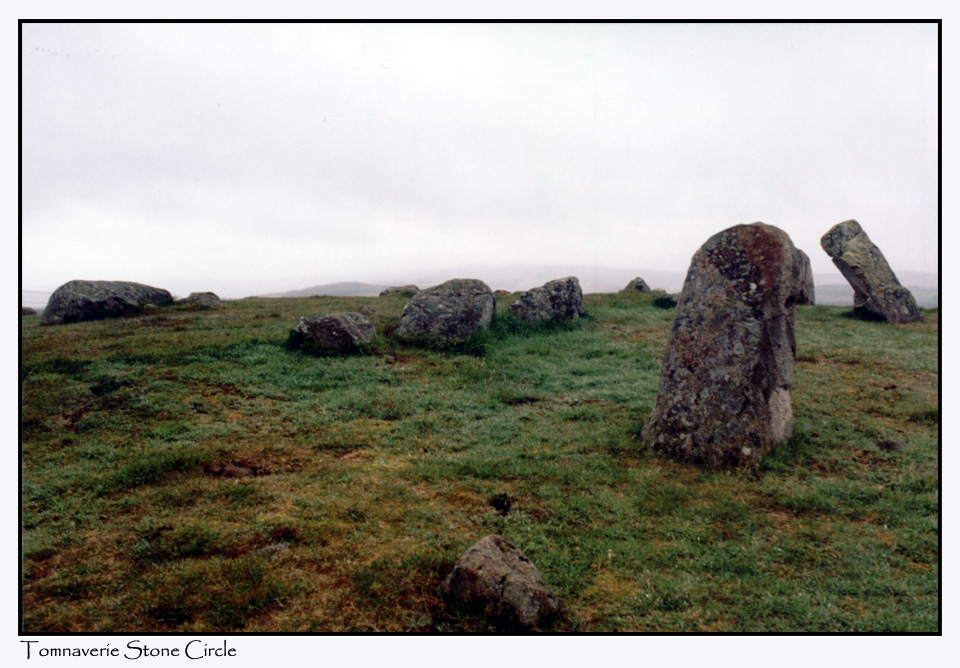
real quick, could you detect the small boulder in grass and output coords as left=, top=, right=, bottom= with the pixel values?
left=441, top=534, right=561, bottom=630
left=291, top=312, right=376, bottom=355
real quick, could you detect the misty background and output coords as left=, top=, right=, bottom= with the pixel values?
left=20, top=22, right=938, bottom=307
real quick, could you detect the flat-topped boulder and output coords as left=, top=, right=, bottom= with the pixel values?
left=509, top=276, right=584, bottom=323
left=642, top=222, right=803, bottom=468
left=396, top=279, right=495, bottom=345
left=441, top=535, right=560, bottom=630
left=820, top=220, right=921, bottom=323
left=42, top=280, right=174, bottom=325
left=291, top=312, right=376, bottom=354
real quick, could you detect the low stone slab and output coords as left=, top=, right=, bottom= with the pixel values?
left=293, top=312, right=376, bottom=354
left=42, top=280, right=174, bottom=324
left=396, top=279, right=495, bottom=345
left=820, top=219, right=921, bottom=322
left=509, top=276, right=584, bottom=323
left=441, top=535, right=560, bottom=630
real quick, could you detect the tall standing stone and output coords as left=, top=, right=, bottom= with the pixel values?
left=641, top=222, right=802, bottom=468
left=820, top=220, right=921, bottom=323
left=795, top=249, right=815, bottom=305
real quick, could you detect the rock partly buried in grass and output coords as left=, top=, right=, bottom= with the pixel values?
left=379, top=285, right=420, bottom=297
left=621, top=276, right=651, bottom=293
left=291, top=312, right=376, bottom=355
left=396, top=278, right=495, bottom=345
left=177, top=291, right=221, bottom=308
left=509, top=276, right=584, bottom=323
left=820, top=219, right=921, bottom=323
left=42, top=280, right=174, bottom=325
left=21, top=306, right=38, bottom=316
left=795, top=249, right=816, bottom=305
left=441, top=534, right=560, bottom=631
left=642, top=222, right=803, bottom=468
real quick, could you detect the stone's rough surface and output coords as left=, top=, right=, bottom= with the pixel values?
left=43, top=280, right=174, bottom=324
left=178, top=291, right=221, bottom=308
left=820, top=220, right=921, bottom=323
left=509, top=276, right=584, bottom=323
left=621, top=277, right=651, bottom=293
left=379, top=285, right=420, bottom=297
left=795, top=249, right=815, bottom=305
left=642, top=222, right=803, bottom=468
left=397, top=279, right=495, bottom=345
left=294, top=312, right=376, bottom=353
left=441, top=535, right=561, bottom=630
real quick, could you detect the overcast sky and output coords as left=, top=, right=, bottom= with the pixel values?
left=20, top=22, right=939, bottom=298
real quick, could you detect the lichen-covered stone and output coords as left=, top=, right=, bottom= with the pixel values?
left=642, top=222, right=803, bottom=468
left=621, top=277, right=651, bottom=293
left=42, top=280, right=174, bottom=324
left=509, top=276, right=584, bottom=323
left=293, top=312, right=376, bottom=353
left=396, top=279, right=495, bottom=345
left=441, top=535, right=560, bottom=630
left=820, top=220, right=921, bottom=323
left=795, top=249, right=815, bottom=305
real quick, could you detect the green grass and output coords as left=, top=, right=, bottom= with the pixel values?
left=20, top=294, right=939, bottom=632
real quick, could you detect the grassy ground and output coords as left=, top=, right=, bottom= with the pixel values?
left=20, top=292, right=939, bottom=632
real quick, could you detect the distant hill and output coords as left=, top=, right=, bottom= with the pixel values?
left=260, top=282, right=389, bottom=298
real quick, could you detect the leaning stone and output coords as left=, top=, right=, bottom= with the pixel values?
left=795, top=249, right=816, bottom=305
left=396, top=279, right=495, bottom=345
left=820, top=220, right=921, bottom=323
left=178, top=291, right=221, bottom=308
left=43, top=280, right=174, bottom=325
left=621, top=277, right=651, bottom=293
left=293, top=312, right=376, bottom=354
left=441, top=535, right=560, bottom=631
left=509, top=276, right=584, bottom=323
left=642, top=222, right=803, bottom=468
left=379, top=285, right=420, bottom=297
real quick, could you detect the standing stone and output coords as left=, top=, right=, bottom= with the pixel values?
left=379, top=285, right=420, bottom=297
left=509, top=276, right=584, bottom=323
left=795, top=249, right=815, bottom=305
left=642, top=222, right=803, bottom=468
left=621, top=277, right=651, bottom=293
left=396, top=279, right=495, bottom=345
left=42, top=280, right=174, bottom=325
left=441, top=535, right=561, bottom=631
left=293, top=312, right=376, bottom=354
left=178, top=291, right=221, bottom=308
left=820, top=220, right=921, bottom=323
